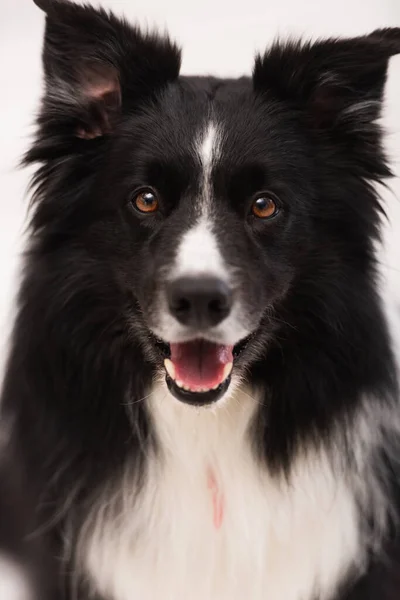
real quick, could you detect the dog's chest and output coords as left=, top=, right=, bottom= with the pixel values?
left=82, top=385, right=362, bottom=600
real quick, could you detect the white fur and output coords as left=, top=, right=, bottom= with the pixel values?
left=173, top=218, right=227, bottom=280
left=200, top=123, right=218, bottom=166
left=197, top=122, right=220, bottom=215
left=172, top=121, right=223, bottom=280
left=79, top=383, right=366, bottom=600
left=0, top=557, right=31, bottom=600
left=173, top=217, right=227, bottom=281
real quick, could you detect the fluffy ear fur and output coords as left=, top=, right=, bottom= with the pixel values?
left=32, top=0, right=181, bottom=140
left=253, top=29, right=400, bottom=131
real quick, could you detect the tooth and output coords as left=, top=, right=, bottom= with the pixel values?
left=222, top=362, right=233, bottom=381
left=176, top=380, right=184, bottom=389
left=164, top=359, right=176, bottom=380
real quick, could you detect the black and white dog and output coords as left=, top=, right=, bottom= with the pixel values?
left=1, top=1, right=400, bottom=598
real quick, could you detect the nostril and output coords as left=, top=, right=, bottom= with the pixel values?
left=209, top=298, right=221, bottom=313
left=172, top=296, right=191, bottom=315
left=208, top=293, right=231, bottom=316
left=167, top=284, right=192, bottom=322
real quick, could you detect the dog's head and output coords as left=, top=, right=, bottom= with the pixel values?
left=28, top=0, right=400, bottom=406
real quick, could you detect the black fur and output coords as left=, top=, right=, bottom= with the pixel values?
left=1, top=1, right=400, bottom=598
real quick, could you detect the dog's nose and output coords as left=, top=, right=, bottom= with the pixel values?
left=167, top=276, right=233, bottom=328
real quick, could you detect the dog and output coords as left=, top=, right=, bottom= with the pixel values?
left=1, top=0, right=400, bottom=598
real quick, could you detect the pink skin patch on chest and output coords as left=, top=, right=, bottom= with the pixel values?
left=207, top=468, right=225, bottom=530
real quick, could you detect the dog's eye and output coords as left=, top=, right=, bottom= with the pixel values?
left=251, top=194, right=279, bottom=219
left=132, top=189, right=159, bottom=214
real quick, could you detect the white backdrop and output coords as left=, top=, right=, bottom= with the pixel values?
left=1, top=0, right=400, bottom=377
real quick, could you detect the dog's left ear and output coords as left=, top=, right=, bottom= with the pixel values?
left=253, top=29, right=400, bottom=130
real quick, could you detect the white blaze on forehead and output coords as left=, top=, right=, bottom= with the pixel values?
left=196, top=121, right=221, bottom=216
left=200, top=122, right=218, bottom=167
left=171, top=121, right=226, bottom=281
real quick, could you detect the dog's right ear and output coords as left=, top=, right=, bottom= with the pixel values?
left=32, top=0, right=181, bottom=140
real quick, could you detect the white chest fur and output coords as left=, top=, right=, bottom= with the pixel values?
left=80, top=384, right=363, bottom=600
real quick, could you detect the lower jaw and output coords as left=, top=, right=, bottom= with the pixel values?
left=165, top=374, right=232, bottom=406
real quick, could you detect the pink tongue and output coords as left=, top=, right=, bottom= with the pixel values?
left=170, top=341, right=233, bottom=391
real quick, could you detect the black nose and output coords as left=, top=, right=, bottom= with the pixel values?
left=167, top=276, right=233, bottom=329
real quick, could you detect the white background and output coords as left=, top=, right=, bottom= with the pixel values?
left=1, top=0, right=400, bottom=377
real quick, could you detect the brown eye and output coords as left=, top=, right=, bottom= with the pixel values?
left=133, top=189, right=159, bottom=214
left=251, top=194, right=279, bottom=219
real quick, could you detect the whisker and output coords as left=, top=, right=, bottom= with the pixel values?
left=238, top=387, right=269, bottom=408
left=121, top=390, right=156, bottom=407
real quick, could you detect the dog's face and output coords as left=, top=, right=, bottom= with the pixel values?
left=105, top=87, right=310, bottom=404
left=29, top=0, right=400, bottom=406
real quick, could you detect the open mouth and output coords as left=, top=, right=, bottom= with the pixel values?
left=163, top=340, right=233, bottom=405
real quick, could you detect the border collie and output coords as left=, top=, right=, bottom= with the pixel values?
left=1, top=1, right=400, bottom=599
